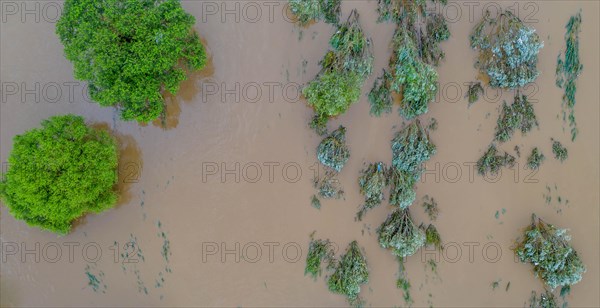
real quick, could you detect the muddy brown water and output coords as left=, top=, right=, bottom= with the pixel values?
left=1, top=1, right=598, bottom=307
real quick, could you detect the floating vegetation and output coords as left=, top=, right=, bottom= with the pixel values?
left=466, top=81, right=484, bottom=107
left=311, top=195, right=322, bottom=209
left=491, top=279, right=501, bottom=290
left=528, top=290, right=558, bottom=308
left=317, top=126, right=350, bottom=172
left=391, top=120, right=436, bottom=176
left=314, top=169, right=344, bottom=199
left=327, top=241, right=369, bottom=306
left=288, top=0, right=341, bottom=26
left=470, top=10, right=543, bottom=89
left=527, top=147, right=545, bottom=170
left=421, top=195, right=439, bottom=221
left=388, top=168, right=417, bottom=210
left=378, top=209, right=426, bottom=258
left=304, top=10, right=373, bottom=134
left=552, top=139, right=568, bottom=162
left=157, top=221, right=171, bottom=265
left=427, top=118, right=438, bottom=131
left=85, top=264, right=107, bottom=293
left=357, top=162, right=387, bottom=219
left=368, top=70, right=393, bottom=116
left=423, top=224, right=442, bottom=250
left=515, top=214, right=586, bottom=290
left=556, top=11, right=583, bottom=141
left=495, top=93, right=538, bottom=143
left=396, top=262, right=413, bottom=306
left=305, top=234, right=334, bottom=279
left=476, top=144, right=516, bottom=176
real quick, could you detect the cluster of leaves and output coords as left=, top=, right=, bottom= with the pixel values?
left=391, top=120, right=436, bottom=175
left=288, top=0, right=341, bottom=26
left=476, top=144, right=516, bottom=176
left=378, top=209, right=426, bottom=258
left=470, top=10, right=543, bottom=89
left=317, top=126, right=350, bottom=172
left=423, top=223, right=442, bottom=250
left=495, top=93, right=538, bottom=142
left=421, top=195, right=439, bottom=221
left=556, top=12, right=583, bottom=141
left=515, top=214, right=586, bottom=290
left=0, top=115, right=118, bottom=234
left=56, top=0, right=207, bottom=123
left=305, top=234, right=334, bottom=279
left=357, top=162, right=388, bottom=219
left=528, top=290, right=558, bottom=308
left=466, top=82, right=484, bottom=107
left=551, top=139, right=568, bottom=162
left=368, top=70, right=393, bottom=116
left=328, top=241, right=369, bottom=306
left=527, top=147, right=545, bottom=170
left=304, top=10, right=373, bottom=134
left=313, top=169, right=344, bottom=199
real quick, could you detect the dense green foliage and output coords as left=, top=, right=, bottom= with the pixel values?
left=305, top=235, right=334, bottom=279
left=515, top=214, right=586, bottom=290
left=388, top=168, right=417, bottom=210
left=317, top=126, right=350, bottom=172
left=495, top=94, right=538, bottom=142
left=470, top=10, right=543, bottom=89
left=378, top=209, right=425, bottom=258
left=56, top=0, right=207, bottom=123
left=391, top=120, right=436, bottom=175
left=328, top=241, right=369, bottom=306
left=288, top=0, right=340, bottom=26
left=466, top=82, right=484, bottom=107
left=357, top=162, right=387, bottom=219
left=0, top=115, right=118, bottom=234
left=527, top=147, right=545, bottom=170
left=556, top=12, right=583, bottom=141
left=551, top=139, right=568, bottom=162
left=368, top=70, right=393, bottom=116
left=304, top=10, right=373, bottom=134
left=476, top=144, right=516, bottom=176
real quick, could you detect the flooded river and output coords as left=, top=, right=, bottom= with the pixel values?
left=1, top=1, right=598, bottom=306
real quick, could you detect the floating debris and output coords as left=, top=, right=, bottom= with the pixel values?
left=288, top=0, right=341, bottom=26
left=305, top=234, right=334, bottom=279
left=470, top=10, right=543, bottom=89
left=551, top=139, right=568, bottom=162
left=556, top=11, right=583, bottom=141
left=317, top=126, right=350, bottom=172
left=495, top=93, right=538, bottom=143
left=476, top=144, right=516, bottom=176
left=466, top=82, right=484, bottom=107
left=327, top=241, right=369, bottom=306
left=491, top=279, right=501, bottom=290
left=357, top=162, right=387, bottom=219
left=378, top=209, right=425, bottom=258
left=421, top=195, right=439, bottom=221
left=527, top=147, right=545, bottom=170
left=515, top=214, right=586, bottom=290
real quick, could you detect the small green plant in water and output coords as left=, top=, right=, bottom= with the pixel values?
left=288, top=0, right=341, bottom=26
left=527, top=147, right=545, bottom=170
left=466, top=82, right=484, bottom=107
left=556, top=11, right=583, bottom=141
left=368, top=70, right=393, bottom=116
left=311, top=195, right=321, bottom=210
left=470, top=10, right=543, bottom=89
left=357, top=162, right=387, bottom=219
left=515, top=214, right=586, bottom=290
left=528, top=290, right=558, bottom=308
left=305, top=233, right=334, bottom=279
left=476, top=144, right=516, bottom=176
left=391, top=120, right=436, bottom=176
left=421, top=195, right=439, bottom=221
left=378, top=209, right=426, bottom=258
left=327, top=241, right=369, bottom=306
left=423, top=224, right=442, bottom=250
left=495, top=93, right=538, bottom=143
left=551, top=139, right=568, bottom=162
left=317, top=126, right=350, bottom=172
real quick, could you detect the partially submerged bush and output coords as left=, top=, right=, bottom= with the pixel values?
left=0, top=115, right=118, bottom=234
left=328, top=241, right=369, bottom=306
left=515, top=214, right=586, bottom=290
left=56, top=0, right=207, bottom=123
left=423, top=224, right=442, bottom=250
left=476, top=144, right=516, bottom=176
left=288, top=0, right=341, bottom=26
left=495, top=93, right=538, bottom=142
left=551, top=139, right=568, bottom=162
left=368, top=70, right=393, bottom=116
left=357, top=162, right=387, bottom=219
left=470, top=10, right=543, bottom=89
left=305, top=234, right=334, bottom=279
left=388, top=168, right=417, bottom=210
left=304, top=10, right=373, bottom=134
left=391, top=120, right=436, bottom=176
left=378, top=209, right=425, bottom=258
left=528, top=290, right=558, bottom=308
left=527, top=147, right=545, bottom=170
left=313, top=169, right=344, bottom=199
left=317, top=126, right=350, bottom=172
left=466, top=82, right=484, bottom=107
left=421, top=195, right=439, bottom=221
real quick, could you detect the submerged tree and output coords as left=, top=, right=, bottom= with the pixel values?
left=466, top=82, right=484, bottom=107
left=357, top=162, right=387, bottom=219
left=527, top=147, right=545, bottom=170
left=528, top=290, right=558, bottom=308
left=288, top=0, right=341, bottom=26
left=476, top=144, right=516, bottom=176
left=0, top=115, right=119, bottom=234
left=328, top=241, right=369, bottom=306
left=378, top=209, right=426, bottom=258
left=470, top=10, right=543, bottom=89
left=551, top=139, right=568, bottom=162
left=304, top=10, right=373, bottom=134
left=556, top=11, right=583, bottom=141
left=515, top=214, right=586, bottom=290
left=317, top=126, right=350, bottom=172
left=388, top=168, right=417, bottom=210
left=368, top=70, right=393, bottom=116
left=56, top=0, right=207, bottom=123
left=305, top=234, right=334, bottom=279
left=314, top=169, right=344, bottom=199
left=391, top=120, right=436, bottom=176
left=495, top=93, right=538, bottom=142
